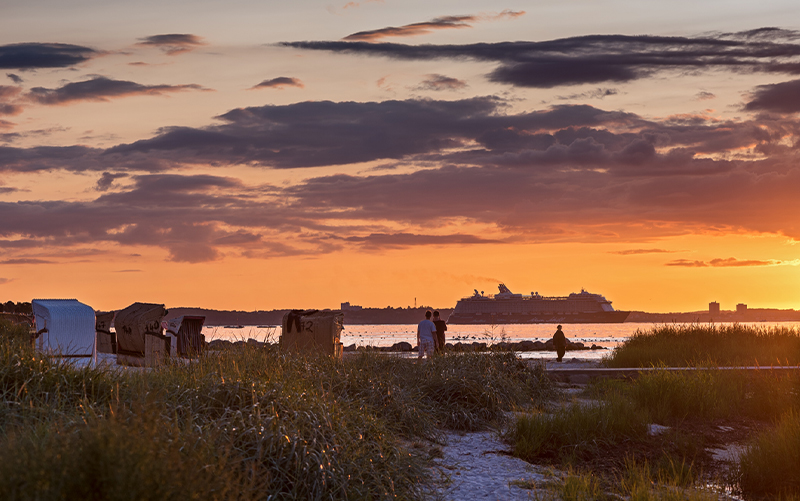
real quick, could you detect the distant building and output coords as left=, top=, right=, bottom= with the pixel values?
left=709, top=302, right=720, bottom=315
left=737, top=303, right=747, bottom=314
left=341, top=302, right=363, bottom=311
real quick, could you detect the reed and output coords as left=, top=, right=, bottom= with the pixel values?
left=604, top=323, right=800, bottom=368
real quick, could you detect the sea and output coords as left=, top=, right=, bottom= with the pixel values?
left=202, top=321, right=800, bottom=361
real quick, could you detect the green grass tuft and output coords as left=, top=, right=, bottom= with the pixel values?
left=604, top=323, right=800, bottom=368
left=736, top=409, right=800, bottom=498
left=510, top=392, right=648, bottom=463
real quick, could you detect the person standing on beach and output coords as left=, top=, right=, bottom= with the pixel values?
left=417, top=310, right=437, bottom=359
left=432, top=310, right=447, bottom=354
left=553, top=324, right=567, bottom=362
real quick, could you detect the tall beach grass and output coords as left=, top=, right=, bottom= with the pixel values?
left=604, top=323, right=800, bottom=368
left=596, top=367, right=800, bottom=423
left=0, top=321, right=554, bottom=500
left=510, top=392, right=649, bottom=464
left=736, top=410, right=800, bottom=499
left=511, top=364, right=800, bottom=498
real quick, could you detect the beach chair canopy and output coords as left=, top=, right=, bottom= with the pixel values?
left=280, top=309, right=343, bottom=357
left=95, top=310, right=116, bottom=354
left=114, top=302, right=167, bottom=356
left=31, top=299, right=95, bottom=356
left=166, top=315, right=205, bottom=356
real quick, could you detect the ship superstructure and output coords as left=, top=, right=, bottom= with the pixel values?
left=448, top=284, right=629, bottom=324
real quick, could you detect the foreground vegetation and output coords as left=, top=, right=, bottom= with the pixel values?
left=510, top=323, right=800, bottom=499
left=0, top=319, right=552, bottom=500
left=5, top=318, right=799, bottom=499
left=604, top=323, right=800, bottom=368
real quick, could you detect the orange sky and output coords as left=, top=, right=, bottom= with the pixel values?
left=1, top=0, right=800, bottom=313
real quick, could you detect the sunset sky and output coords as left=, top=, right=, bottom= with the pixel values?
left=2, top=0, right=800, bottom=313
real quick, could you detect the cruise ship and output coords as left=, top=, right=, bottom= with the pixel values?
left=448, top=284, right=630, bottom=324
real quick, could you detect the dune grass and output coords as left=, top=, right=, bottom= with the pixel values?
left=604, top=323, right=800, bottom=368
left=519, top=459, right=717, bottom=501
left=592, top=367, right=800, bottom=423
left=511, top=364, right=800, bottom=498
left=0, top=321, right=553, bottom=500
left=510, top=392, right=649, bottom=464
left=736, top=410, right=800, bottom=499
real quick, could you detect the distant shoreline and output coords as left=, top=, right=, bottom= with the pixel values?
left=166, top=306, right=800, bottom=326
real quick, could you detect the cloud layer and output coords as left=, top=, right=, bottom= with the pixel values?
left=26, top=77, right=207, bottom=105
left=285, top=28, right=800, bottom=88
left=0, top=43, right=97, bottom=69
left=135, top=34, right=207, bottom=55
left=250, top=77, right=304, bottom=89
left=343, top=11, right=524, bottom=41
left=2, top=89, right=800, bottom=261
left=4, top=29, right=800, bottom=265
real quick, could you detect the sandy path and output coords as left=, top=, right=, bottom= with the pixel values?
left=431, top=431, right=549, bottom=500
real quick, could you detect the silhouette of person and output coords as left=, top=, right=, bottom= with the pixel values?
left=553, top=324, right=567, bottom=362
left=417, top=310, right=437, bottom=359
left=432, top=310, right=447, bottom=354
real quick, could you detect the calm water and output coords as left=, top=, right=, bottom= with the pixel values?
left=202, top=322, right=800, bottom=361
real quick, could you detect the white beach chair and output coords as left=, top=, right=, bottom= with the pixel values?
left=31, top=299, right=97, bottom=366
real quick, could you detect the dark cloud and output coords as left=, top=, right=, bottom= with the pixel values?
left=342, top=232, right=500, bottom=249
left=0, top=173, right=314, bottom=263
left=250, top=77, right=304, bottom=89
left=284, top=28, right=800, bottom=88
left=0, top=104, right=23, bottom=116
left=107, top=96, right=513, bottom=167
left=95, top=171, right=128, bottom=191
left=611, top=249, right=674, bottom=255
left=26, top=77, right=207, bottom=105
left=415, top=74, right=467, bottom=91
left=6, top=74, right=22, bottom=84
left=0, top=43, right=97, bottom=70
left=344, top=15, right=475, bottom=41
left=0, top=187, right=18, bottom=194
left=343, top=11, right=523, bottom=42
left=695, top=91, right=716, bottom=100
left=555, top=88, right=618, bottom=101
left=666, top=259, right=708, bottom=267
left=666, top=257, right=786, bottom=267
left=0, top=258, right=53, bottom=264
left=0, top=278, right=12, bottom=284
left=115, top=269, right=142, bottom=272
left=4, top=94, right=800, bottom=257
left=0, top=85, right=22, bottom=98
left=0, top=84, right=24, bottom=116
left=744, top=79, right=800, bottom=114
left=708, top=257, right=782, bottom=267
left=0, top=144, right=168, bottom=173
left=135, top=34, right=207, bottom=55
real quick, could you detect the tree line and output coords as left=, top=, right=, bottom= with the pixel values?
left=1, top=302, right=32, bottom=314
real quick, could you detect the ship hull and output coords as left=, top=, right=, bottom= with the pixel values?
left=447, top=310, right=630, bottom=324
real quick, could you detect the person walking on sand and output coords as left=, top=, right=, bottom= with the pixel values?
left=553, top=324, right=567, bottom=362
left=432, top=310, right=447, bottom=354
left=417, top=310, right=437, bottom=359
